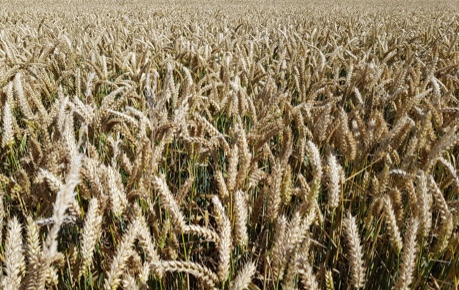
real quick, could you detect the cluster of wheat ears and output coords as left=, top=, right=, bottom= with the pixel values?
left=0, top=1, right=459, bottom=289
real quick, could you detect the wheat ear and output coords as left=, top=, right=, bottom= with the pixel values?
left=234, top=190, right=249, bottom=247
left=306, top=140, right=322, bottom=198
left=153, top=261, right=219, bottom=290
left=154, top=175, right=187, bottom=230
left=2, top=217, right=25, bottom=290
left=343, top=213, right=365, bottom=289
left=227, top=144, right=239, bottom=193
left=104, top=216, right=141, bottom=290
left=24, top=215, right=46, bottom=290
left=122, top=273, right=139, bottom=290
left=325, top=269, right=335, bottom=290
left=267, top=162, right=282, bottom=221
left=14, top=73, right=34, bottom=119
left=79, top=198, right=103, bottom=278
left=230, top=261, right=256, bottom=290
left=271, top=215, right=288, bottom=280
left=326, top=152, right=341, bottom=210
left=416, top=171, right=432, bottom=238
left=395, top=218, right=419, bottom=290
left=427, top=175, right=449, bottom=221
left=213, top=195, right=232, bottom=282
left=43, top=152, right=82, bottom=261
left=106, top=166, right=128, bottom=217
left=383, top=196, right=403, bottom=253
left=216, top=170, right=229, bottom=199
left=297, top=257, right=319, bottom=290
left=1, top=101, right=14, bottom=148
left=434, top=212, right=454, bottom=254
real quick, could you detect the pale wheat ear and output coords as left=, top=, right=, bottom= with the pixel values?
left=234, top=190, right=248, bottom=247
left=326, top=152, right=342, bottom=210
left=153, top=175, right=187, bottom=231
left=14, top=73, right=34, bottom=120
left=79, top=198, right=103, bottom=279
left=43, top=150, right=82, bottom=260
left=230, top=261, right=256, bottom=290
left=3, top=217, right=25, bottom=289
left=325, top=269, right=335, bottom=290
left=1, top=101, right=14, bottom=149
left=416, top=171, right=432, bottom=239
left=24, top=216, right=43, bottom=290
left=267, top=161, right=282, bottom=221
left=306, top=140, right=322, bottom=199
left=212, top=195, right=232, bottom=283
left=395, top=218, right=419, bottom=290
left=270, top=215, right=288, bottom=280
left=297, top=257, right=318, bottom=290
left=215, top=171, right=229, bottom=200
left=0, top=188, right=3, bottom=243
left=383, top=195, right=403, bottom=253
left=343, top=213, right=365, bottom=289
left=152, top=260, right=219, bottom=290
left=227, top=143, right=239, bottom=193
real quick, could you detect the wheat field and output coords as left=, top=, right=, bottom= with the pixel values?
left=0, top=0, right=459, bottom=289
